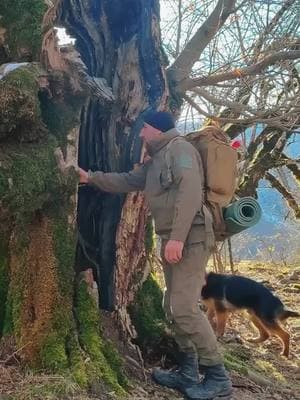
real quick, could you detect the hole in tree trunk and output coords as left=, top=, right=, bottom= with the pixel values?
left=57, top=0, right=165, bottom=311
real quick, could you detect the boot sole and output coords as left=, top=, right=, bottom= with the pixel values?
left=189, top=396, right=233, bottom=400
left=185, top=390, right=233, bottom=400
left=152, top=374, right=183, bottom=391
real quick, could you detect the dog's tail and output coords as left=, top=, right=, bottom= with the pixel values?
left=279, top=309, right=300, bottom=320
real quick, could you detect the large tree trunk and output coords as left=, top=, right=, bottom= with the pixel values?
left=0, top=0, right=168, bottom=394
left=61, top=0, right=167, bottom=311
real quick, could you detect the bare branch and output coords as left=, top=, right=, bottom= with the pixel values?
left=169, top=0, right=236, bottom=81
left=265, top=172, right=300, bottom=218
left=179, top=50, right=300, bottom=91
left=283, top=158, right=300, bottom=183
left=182, top=93, right=212, bottom=118
left=175, top=0, right=183, bottom=58
left=191, top=87, right=257, bottom=115
left=183, top=93, right=298, bottom=131
left=251, top=0, right=296, bottom=61
left=213, top=1, right=298, bottom=132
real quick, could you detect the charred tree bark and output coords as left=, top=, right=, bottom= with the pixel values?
left=58, top=0, right=167, bottom=311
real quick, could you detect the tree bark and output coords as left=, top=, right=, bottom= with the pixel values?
left=60, top=0, right=167, bottom=311
left=0, top=0, right=168, bottom=393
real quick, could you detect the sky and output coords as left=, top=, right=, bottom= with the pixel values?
left=53, top=1, right=300, bottom=259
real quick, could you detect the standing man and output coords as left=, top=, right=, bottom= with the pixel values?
left=79, top=111, right=232, bottom=399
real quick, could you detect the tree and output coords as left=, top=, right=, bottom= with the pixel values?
left=0, top=0, right=299, bottom=396
left=161, top=0, right=300, bottom=210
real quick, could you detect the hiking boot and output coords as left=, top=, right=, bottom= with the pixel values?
left=152, top=351, right=200, bottom=391
left=185, top=364, right=233, bottom=399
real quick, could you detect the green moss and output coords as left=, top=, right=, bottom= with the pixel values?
left=2, top=245, right=26, bottom=338
left=223, top=343, right=284, bottom=383
left=52, top=216, right=76, bottom=298
left=3, top=65, right=40, bottom=91
left=40, top=332, right=69, bottom=371
left=0, top=242, right=9, bottom=336
left=223, top=351, right=249, bottom=375
left=67, top=336, right=89, bottom=388
left=102, top=339, right=129, bottom=389
left=0, top=139, right=56, bottom=213
left=145, top=217, right=155, bottom=257
left=38, top=298, right=84, bottom=378
left=0, top=65, right=46, bottom=142
left=75, top=280, right=127, bottom=396
left=129, top=273, right=166, bottom=347
left=38, top=214, right=78, bottom=373
left=0, top=0, right=46, bottom=60
left=0, top=138, right=75, bottom=225
left=255, top=360, right=286, bottom=382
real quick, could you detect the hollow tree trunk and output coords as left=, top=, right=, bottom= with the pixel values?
left=0, top=0, right=168, bottom=393
left=63, top=0, right=168, bottom=311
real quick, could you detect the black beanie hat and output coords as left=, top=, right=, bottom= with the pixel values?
left=143, top=111, right=175, bottom=132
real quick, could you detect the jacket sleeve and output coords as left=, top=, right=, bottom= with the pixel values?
left=88, top=164, right=146, bottom=193
left=169, top=141, right=204, bottom=243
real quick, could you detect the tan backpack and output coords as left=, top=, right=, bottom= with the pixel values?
left=167, top=126, right=238, bottom=241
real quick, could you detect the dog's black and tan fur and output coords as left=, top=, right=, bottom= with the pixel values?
left=201, top=272, right=300, bottom=357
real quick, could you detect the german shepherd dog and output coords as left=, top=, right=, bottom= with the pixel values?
left=201, top=272, right=300, bottom=357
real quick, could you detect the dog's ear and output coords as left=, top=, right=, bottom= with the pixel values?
left=205, top=271, right=216, bottom=283
left=204, top=271, right=211, bottom=283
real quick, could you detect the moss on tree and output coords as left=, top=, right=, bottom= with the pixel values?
left=75, top=280, right=128, bottom=396
left=144, top=216, right=155, bottom=257
left=0, top=241, right=9, bottom=336
left=0, top=64, right=47, bottom=142
left=129, top=273, right=167, bottom=348
left=0, top=139, right=67, bottom=221
left=1, top=240, right=27, bottom=338
left=0, top=0, right=46, bottom=60
left=0, top=13, right=128, bottom=399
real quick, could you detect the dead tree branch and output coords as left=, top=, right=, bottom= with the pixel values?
left=265, top=172, right=300, bottom=218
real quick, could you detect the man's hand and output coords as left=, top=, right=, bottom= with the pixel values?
left=79, top=167, right=89, bottom=184
left=164, top=240, right=184, bottom=264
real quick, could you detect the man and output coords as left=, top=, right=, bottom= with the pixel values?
left=79, top=111, right=232, bottom=399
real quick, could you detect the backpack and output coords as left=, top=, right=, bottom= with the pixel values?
left=167, top=126, right=238, bottom=241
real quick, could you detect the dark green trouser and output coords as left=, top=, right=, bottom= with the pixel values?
left=161, top=232, right=222, bottom=366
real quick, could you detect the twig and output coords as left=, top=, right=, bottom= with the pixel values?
left=0, top=342, right=32, bottom=365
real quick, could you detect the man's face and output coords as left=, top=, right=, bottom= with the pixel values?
left=139, top=123, right=162, bottom=144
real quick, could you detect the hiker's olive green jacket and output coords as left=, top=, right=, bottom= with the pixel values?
left=88, top=129, right=206, bottom=243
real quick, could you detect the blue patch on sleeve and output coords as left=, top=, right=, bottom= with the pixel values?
left=177, top=154, right=193, bottom=169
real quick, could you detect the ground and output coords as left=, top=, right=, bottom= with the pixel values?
left=0, top=262, right=299, bottom=399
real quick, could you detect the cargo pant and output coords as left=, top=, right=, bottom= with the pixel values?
left=161, top=227, right=222, bottom=366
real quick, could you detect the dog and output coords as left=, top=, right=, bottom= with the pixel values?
left=201, top=272, right=300, bottom=357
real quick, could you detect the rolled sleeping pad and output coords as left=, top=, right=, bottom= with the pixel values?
left=223, top=197, right=262, bottom=235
